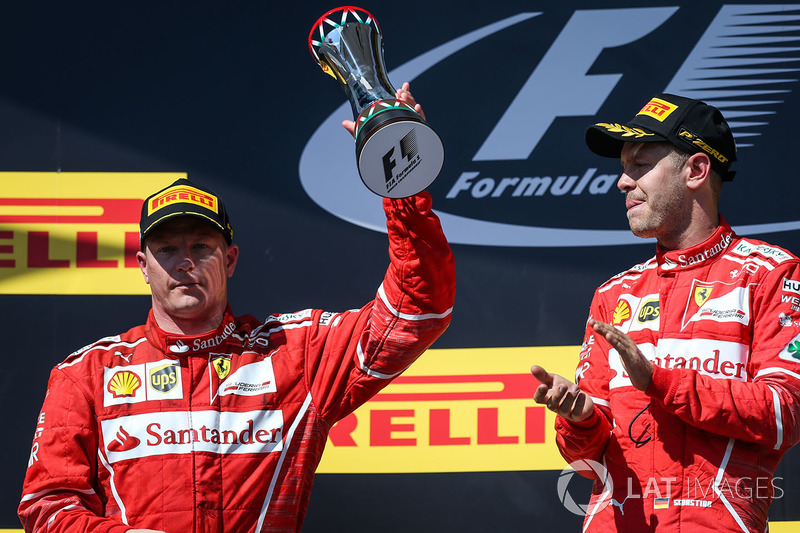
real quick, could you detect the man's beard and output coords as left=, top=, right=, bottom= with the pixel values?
left=626, top=184, right=689, bottom=243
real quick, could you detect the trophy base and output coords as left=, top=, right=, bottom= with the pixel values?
left=355, top=105, right=445, bottom=199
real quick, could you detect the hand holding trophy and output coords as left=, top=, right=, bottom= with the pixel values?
left=309, top=6, right=445, bottom=198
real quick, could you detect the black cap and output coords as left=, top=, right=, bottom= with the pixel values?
left=585, top=94, right=737, bottom=181
left=139, top=178, right=233, bottom=247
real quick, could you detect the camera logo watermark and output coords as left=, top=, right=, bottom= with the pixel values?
left=557, top=459, right=613, bottom=516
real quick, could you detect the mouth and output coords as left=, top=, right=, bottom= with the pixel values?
left=173, top=280, right=201, bottom=289
left=625, top=196, right=645, bottom=211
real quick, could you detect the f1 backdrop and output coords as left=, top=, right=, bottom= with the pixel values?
left=2, top=1, right=800, bottom=531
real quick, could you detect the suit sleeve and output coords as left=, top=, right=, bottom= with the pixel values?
left=307, top=192, right=456, bottom=422
left=645, top=261, right=800, bottom=451
left=18, top=368, right=130, bottom=533
left=554, top=290, right=612, bottom=469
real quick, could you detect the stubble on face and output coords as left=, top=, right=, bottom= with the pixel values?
left=626, top=173, right=687, bottom=238
left=622, top=144, right=691, bottom=245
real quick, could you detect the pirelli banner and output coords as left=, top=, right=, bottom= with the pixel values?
left=318, top=347, right=572, bottom=474
left=4, top=1, right=800, bottom=532
left=0, top=173, right=182, bottom=295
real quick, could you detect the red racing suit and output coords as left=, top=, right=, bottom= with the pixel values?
left=18, top=194, right=455, bottom=533
left=556, top=218, right=800, bottom=532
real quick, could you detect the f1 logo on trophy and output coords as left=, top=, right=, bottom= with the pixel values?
left=309, top=6, right=445, bottom=198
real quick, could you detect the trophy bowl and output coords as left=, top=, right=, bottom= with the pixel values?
left=309, top=6, right=445, bottom=198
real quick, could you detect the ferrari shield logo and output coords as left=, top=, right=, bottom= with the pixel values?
left=212, top=356, right=231, bottom=380
left=682, top=279, right=750, bottom=330
left=694, top=285, right=713, bottom=307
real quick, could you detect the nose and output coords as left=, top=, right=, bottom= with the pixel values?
left=176, top=258, right=194, bottom=272
left=617, top=172, right=636, bottom=193
left=175, top=247, right=195, bottom=272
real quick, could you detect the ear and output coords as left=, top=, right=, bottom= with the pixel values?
left=136, top=250, right=150, bottom=284
left=225, top=244, right=239, bottom=278
left=685, top=152, right=712, bottom=191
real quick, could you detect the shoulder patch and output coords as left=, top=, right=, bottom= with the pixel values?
left=59, top=336, right=147, bottom=370
left=67, top=335, right=122, bottom=358
left=599, top=257, right=657, bottom=293
left=264, top=309, right=314, bottom=325
left=729, top=239, right=797, bottom=265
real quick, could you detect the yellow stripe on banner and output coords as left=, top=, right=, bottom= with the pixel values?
left=318, top=345, right=578, bottom=474
left=0, top=205, right=105, bottom=216
left=772, top=523, right=800, bottom=532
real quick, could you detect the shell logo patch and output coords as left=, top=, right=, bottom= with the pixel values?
left=108, top=371, right=141, bottom=398
left=612, top=299, right=632, bottom=326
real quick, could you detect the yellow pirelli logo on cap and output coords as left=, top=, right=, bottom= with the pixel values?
left=637, top=97, right=678, bottom=122
left=147, top=185, right=218, bottom=216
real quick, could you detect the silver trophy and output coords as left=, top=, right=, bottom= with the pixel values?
left=309, top=6, right=444, bottom=198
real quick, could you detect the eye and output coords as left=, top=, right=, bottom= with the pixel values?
left=626, top=161, right=648, bottom=172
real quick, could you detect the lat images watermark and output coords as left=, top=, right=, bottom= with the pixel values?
left=557, top=460, right=784, bottom=517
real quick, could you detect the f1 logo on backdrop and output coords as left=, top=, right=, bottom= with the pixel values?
left=300, top=4, right=800, bottom=246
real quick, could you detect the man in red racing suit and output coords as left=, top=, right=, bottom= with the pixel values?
left=18, top=100, right=455, bottom=531
left=560, top=221, right=800, bottom=531
left=531, top=93, right=800, bottom=532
